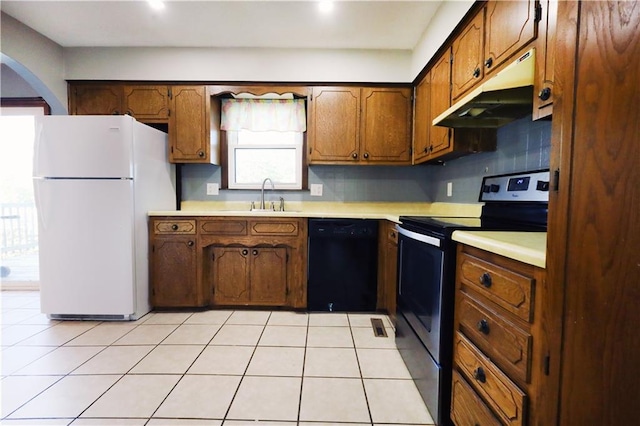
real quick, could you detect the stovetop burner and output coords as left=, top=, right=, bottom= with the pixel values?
left=400, top=169, right=550, bottom=237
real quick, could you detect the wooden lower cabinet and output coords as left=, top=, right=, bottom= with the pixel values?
left=377, top=220, right=398, bottom=324
left=150, top=218, right=205, bottom=308
left=212, top=246, right=288, bottom=306
left=149, top=216, right=306, bottom=309
left=451, top=244, right=551, bottom=426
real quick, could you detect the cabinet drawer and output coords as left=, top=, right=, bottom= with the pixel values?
left=153, top=220, right=196, bottom=234
left=250, top=220, right=300, bottom=236
left=451, top=369, right=502, bottom=426
left=459, top=251, right=535, bottom=322
left=199, top=220, right=248, bottom=236
left=458, top=292, right=532, bottom=383
left=455, top=331, right=527, bottom=426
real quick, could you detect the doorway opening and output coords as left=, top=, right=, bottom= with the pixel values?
left=0, top=105, right=46, bottom=290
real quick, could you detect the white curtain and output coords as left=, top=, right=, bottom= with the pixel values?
left=220, top=99, right=306, bottom=132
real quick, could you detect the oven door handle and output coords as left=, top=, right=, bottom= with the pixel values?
left=396, top=225, right=442, bottom=248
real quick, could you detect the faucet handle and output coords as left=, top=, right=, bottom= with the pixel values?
left=279, top=197, right=285, bottom=212
left=250, top=201, right=255, bottom=210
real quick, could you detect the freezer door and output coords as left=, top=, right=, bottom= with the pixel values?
left=35, top=178, right=136, bottom=317
left=33, top=115, right=134, bottom=178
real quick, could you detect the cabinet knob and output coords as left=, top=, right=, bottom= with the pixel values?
left=171, top=224, right=179, bottom=231
left=429, top=145, right=434, bottom=153
left=187, top=240, right=194, bottom=247
left=477, top=319, right=490, bottom=335
left=352, top=152, right=358, bottom=159
left=198, top=150, right=205, bottom=158
left=252, top=249, right=258, bottom=256
left=390, top=231, right=396, bottom=238
left=480, top=272, right=492, bottom=288
left=242, top=249, right=249, bottom=256
left=363, top=152, right=369, bottom=159
left=423, top=147, right=428, bottom=153
left=538, top=87, right=552, bottom=101
left=473, top=67, right=481, bottom=78
left=484, top=57, right=493, bottom=68
left=473, top=367, right=487, bottom=383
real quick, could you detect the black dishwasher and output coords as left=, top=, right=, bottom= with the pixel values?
left=307, top=219, right=378, bottom=312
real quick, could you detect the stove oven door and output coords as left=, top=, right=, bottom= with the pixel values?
left=396, top=226, right=445, bottom=362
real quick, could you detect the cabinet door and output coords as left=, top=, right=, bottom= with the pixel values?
left=123, top=85, right=169, bottom=122
left=484, top=0, right=538, bottom=75
left=212, top=247, right=251, bottom=305
left=429, top=51, right=452, bottom=157
left=413, top=73, right=431, bottom=164
left=377, top=221, right=398, bottom=324
left=452, top=10, right=485, bottom=100
left=151, top=237, right=198, bottom=307
left=69, top=84, right=123, bottom=115
left=533, top=0, right=557, bottom=119
left=308, top=87, right=360, bottom=163
left=360, top=88, right=412, bottom=164
left=250, top=247, right=288, bottom=306
left=169, top=85, right=211, bottom=163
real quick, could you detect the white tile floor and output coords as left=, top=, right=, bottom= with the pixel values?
left=1, top=291, right=434, bottom=425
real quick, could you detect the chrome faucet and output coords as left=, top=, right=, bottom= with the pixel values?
left=260, top=178, right=274, bottom=210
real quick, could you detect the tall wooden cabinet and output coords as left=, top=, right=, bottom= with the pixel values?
left=308, top=86, right=412, bottom=165
left=547, top=2, right=640, bottom=425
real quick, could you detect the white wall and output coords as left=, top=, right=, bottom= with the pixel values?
left=410, top=0, right=475, bottom=80
left=0, top=64, right=38, bottom=97
left=0, top=13, right=67, bottom=114
left=63, top=46, right=413, bottom=83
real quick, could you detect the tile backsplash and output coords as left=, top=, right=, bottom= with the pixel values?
left=180, top=115, right=551, bottom=205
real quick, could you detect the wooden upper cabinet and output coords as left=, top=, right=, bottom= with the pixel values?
left=309, top=86, right=412, bottom=165
left=360, top=87, right=412, bottom=163
left=452, top=10, right=485, bottom=100
left=309, top=87, right=361, bottom=163
left=123, top=85, right=169, bottom=122
left=533, top=0, right=557, bottom=120
left=429, top=50, right=452, bottom=157
left=413, top=72, right=431, bottom=164
left=169, top=85, right=213, bottom=163
left=484, top=0, right=538, bottom=76
left=69, top=84, right=123, bottom=115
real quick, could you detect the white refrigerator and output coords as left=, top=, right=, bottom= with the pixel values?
left=33, top=115, right=175, bottom=320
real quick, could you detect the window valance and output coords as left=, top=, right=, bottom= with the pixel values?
left=221, top=99, right=306, bottom=132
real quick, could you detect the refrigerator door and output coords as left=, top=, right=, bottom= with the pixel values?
left=33, top=115, right=135, bottom=179
left=35, top=178, right=136, bottom=318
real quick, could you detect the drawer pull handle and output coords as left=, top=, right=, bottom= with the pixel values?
left=171, top=224, right=179, bottom=231
left=477, top=319, right=490, bottom=335
left=252, top=249, right=258, bottom=255
left=473, top=367, right=487, bottom=383
left=187, top=241, right=194, bottom=247
left=480, top=272, right=492, bottom=288
left=242, top=249, right=249, bottom=256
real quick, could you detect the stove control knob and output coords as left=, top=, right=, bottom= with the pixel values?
left=536, top=180, right=550, bottom=191
left=490, top=184, right=500, bottom=193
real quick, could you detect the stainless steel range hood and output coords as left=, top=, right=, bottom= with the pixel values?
left=433, top=49, right=535, bottom=128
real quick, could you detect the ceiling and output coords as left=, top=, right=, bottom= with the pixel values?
left=1, top=1, right=443, bottom=50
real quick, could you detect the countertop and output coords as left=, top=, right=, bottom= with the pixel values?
left=149, top=201, right=484, bottom=223
left=452, top=231, right=547, bottom=268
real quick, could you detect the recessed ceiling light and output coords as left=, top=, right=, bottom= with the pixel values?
left=318, top=1, right=334, bottom=14
left=148, top=0, right=165, bottom=11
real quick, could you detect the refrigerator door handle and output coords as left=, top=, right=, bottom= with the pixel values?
left=32, top=119, right=44, bottom=177
left=33, top=178, right=47, bottom=231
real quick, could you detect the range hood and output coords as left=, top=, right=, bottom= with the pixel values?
left=433, top=49, right=535, bottom=128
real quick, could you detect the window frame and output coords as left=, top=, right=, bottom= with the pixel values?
left=226, top=129, right=304, bottom=190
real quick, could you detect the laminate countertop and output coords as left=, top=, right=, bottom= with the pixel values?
left=452, top=231, right=547, bottom=268
left=149, top=201, right=484, bottom=224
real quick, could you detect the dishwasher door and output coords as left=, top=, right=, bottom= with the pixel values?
left=307, top=219, right=378, bottom=312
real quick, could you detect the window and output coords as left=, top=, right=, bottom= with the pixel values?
left=228, top=130, right=303, bottom=189
left=221, top=98, right=306, bottom=190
